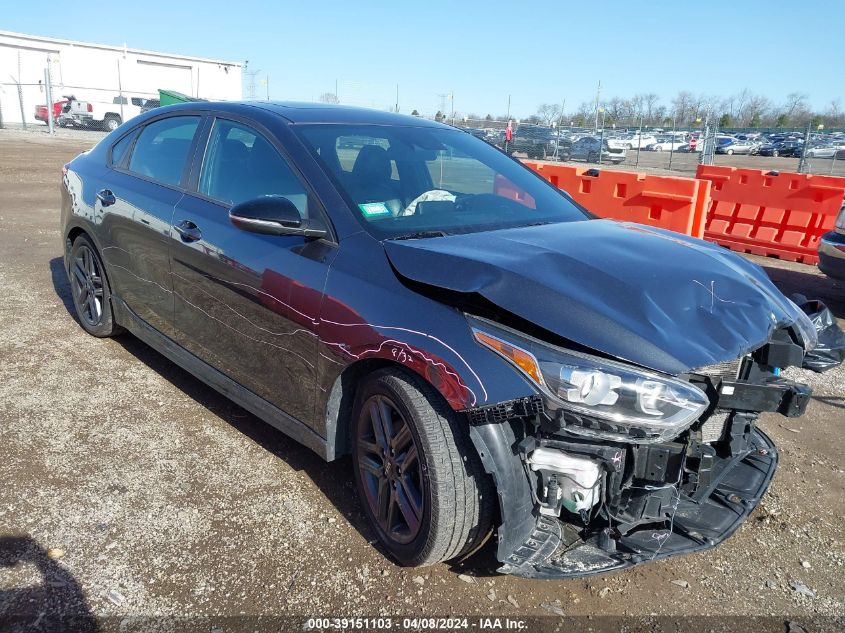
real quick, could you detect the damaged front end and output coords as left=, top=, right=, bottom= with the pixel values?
left=465, top=315, right=820, bottom=579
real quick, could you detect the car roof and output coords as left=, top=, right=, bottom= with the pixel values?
left=158, top=100, right=449, bottom=127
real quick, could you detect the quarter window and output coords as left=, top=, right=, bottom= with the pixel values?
left=110, top=131, right=137, bottom=167
left=128, top=116, right=200, bottom=186
left=199, top=119, right=309, bottom=216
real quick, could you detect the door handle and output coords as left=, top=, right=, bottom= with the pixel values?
left=96, top=189, right=116, bottom=207
left=174, top=219, right=202, bottom=242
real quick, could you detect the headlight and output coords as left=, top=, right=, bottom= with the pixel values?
left=468, top=316, right=709, bottom=443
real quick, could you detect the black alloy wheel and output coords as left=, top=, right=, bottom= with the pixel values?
left=71, top=243, right=104, bottom=328
left=68, top=236, right=121, bottom=337
left=356, top=394, right=424, bottom=544
left=351, top=368, right=492, bottom=567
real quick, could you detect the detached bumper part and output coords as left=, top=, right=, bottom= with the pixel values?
left=717, top=379, right=811, bottom=418
left=498, top=429, right=777, bottom=579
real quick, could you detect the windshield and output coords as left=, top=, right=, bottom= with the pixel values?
left=295, top=124, right=590, bottom=239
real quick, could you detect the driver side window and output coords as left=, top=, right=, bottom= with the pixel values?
left=199, top=119, right=309, bottom=216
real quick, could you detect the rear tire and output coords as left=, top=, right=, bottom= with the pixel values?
left=351, top=368, right=493, bottom=567
left=103, top=115, right=121, bottom=132
left=68, top=236, right=122, bottom=337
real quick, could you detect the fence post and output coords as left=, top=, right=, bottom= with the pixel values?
left=117, top=59, right=125, bottom=123
left=44, top=63, right=54, bottom=135
left=797, top=121, right=812, bottom=174
left=16, top=51, right=26, bottom=129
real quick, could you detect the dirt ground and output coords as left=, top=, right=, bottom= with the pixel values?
left=0, top=129, right=843, bottom=630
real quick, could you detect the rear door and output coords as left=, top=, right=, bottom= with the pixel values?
left=102, top=114, right=203, bottom=337
left=170, top=115, right=336, bottom=426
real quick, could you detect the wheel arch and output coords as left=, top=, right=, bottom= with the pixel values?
left=323, top=357, right=457, bottom=462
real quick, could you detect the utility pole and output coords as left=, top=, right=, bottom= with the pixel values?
left=450, top=91, right=455, bottom=125
left=394, top=84, right=399, bottom=113
left=506, top=94, right=511, bottom=121
left=593, top=80, right=602, bottom=132
left=436, top=93, right=448, bottom=119
left=243, top=61, right=260, bottom=100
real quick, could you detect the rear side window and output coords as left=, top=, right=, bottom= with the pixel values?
left=110, top=131, right=136, bottom=167
left=198, top=119, right=309, bottom=216
left=128, top=116, right=200, bottom=186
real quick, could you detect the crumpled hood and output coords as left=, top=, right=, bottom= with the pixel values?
left=383, top=220, right=806, bottom=375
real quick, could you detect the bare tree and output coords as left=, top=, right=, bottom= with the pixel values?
left=642, top=93, right=660, bottom=124
left=629, top=94, right=645, bottom=120
left=784, top=92, right=808, bottom=119
left=825, top=100, right=843, bottom=127
left=319, top=92, right=339, bottom=104
left=536, top=103, right=562, bottom=126
left=739, top=94, right=771, bottom=126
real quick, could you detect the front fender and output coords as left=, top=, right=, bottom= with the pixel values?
left=468, top=418, right=537, bottom=565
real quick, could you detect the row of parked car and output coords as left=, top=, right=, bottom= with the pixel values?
left=459, top=124, right=845, bottom=163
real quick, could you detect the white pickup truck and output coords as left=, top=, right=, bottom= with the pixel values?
left=63, top=95, right=149, bottom=131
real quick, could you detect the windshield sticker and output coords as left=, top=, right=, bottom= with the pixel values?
left=358, top=202, right=391, bottom=218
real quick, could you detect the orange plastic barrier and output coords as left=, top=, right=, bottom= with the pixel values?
left=696, top=165, right=845, bottom=265
left=521, top=161, right=710, bottom=239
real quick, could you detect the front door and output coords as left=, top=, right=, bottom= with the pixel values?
left=170, top=117, right=336, bottom=426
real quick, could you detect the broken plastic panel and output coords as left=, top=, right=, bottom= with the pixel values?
left=798, top=299, right=845, bottom=373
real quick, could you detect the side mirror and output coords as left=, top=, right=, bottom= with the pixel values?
left=229, top=196, right=327, bottom=239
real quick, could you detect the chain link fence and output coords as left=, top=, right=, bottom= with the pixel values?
left=3, top=61, right=845, bottom=178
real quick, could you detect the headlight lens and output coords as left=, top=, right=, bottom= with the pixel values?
left=468, top=316, right=709, bottom=443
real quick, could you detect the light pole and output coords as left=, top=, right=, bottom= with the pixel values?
left=635, top=113, right=644, bottom=167
left=668, top=115, right=677, bottom=170
left=597, top=107, right=606, bottom=165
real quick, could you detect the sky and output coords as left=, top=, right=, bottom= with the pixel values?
left=7, top=0, right=843, bottom=119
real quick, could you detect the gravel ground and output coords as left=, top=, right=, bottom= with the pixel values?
left=0, top=130, right=843, bottom=630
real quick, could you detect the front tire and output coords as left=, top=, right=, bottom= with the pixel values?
left=351, top=368, right=492, bottom=567
left=68, top=236, right=121, bottom=337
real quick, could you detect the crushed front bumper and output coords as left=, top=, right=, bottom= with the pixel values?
left=497, top=428, right=777, bottom=579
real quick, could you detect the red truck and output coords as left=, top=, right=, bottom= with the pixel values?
left=34, top=99, right=69, bottom=125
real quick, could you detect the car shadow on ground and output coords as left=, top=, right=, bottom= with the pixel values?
left=49, top=256, right=77, bottom=320
left=47, top=258, right=502, bottom=576
left=0, top=535, right=100, bottom=632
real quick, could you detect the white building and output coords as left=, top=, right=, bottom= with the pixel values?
left=0, top=30, right=242, bottom=125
